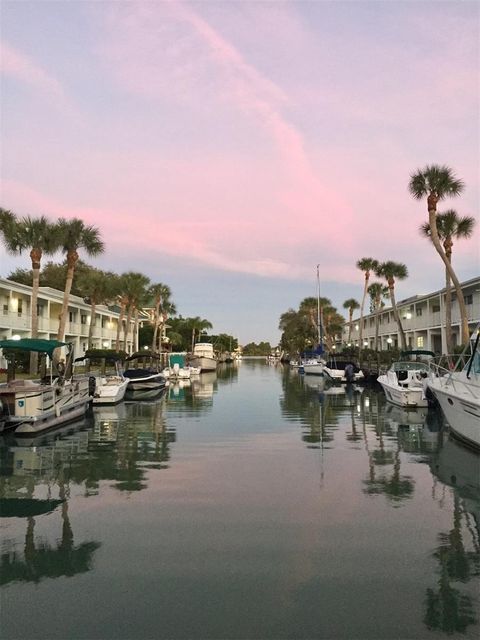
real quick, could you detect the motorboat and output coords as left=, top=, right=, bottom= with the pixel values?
left=77, top=354, right=129, bottom=406
left=123, top=351, right=166, bottom=399
left=323, top=358, right=365, bottom=383
left=377, top=350, right=434, bottom=408
left=301, top=358, right=325, bottom=376
left=0, top=339, right=92, bottom=435
left=162, top=353, right=194, bottom=380
left=427, top=326, right=480, bottom=449
left=189, top=342, right=217, bottom=372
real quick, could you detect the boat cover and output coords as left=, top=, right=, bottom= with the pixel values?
left=0, top=339, right=68, bottom=356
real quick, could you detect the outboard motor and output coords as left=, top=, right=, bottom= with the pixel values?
left=344, top=363, right=355, bottom=383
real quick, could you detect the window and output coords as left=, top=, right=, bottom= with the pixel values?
left=37, top=305, right=43, bottom=317
left=69, top=311, right=74, bottom=323
left=3, top=304, right=8, bottom=315
left=17, top=299, right=23, bottom=316
left=81, top=315, right=87, bottom=325
left=101, top=316, right=106, bottom=328
left=416, top=308, right=423, bottom=317
left=417, top=336, right=424, bottom=348
left=432, top=304, right=440, bottom=313
left=465, top=294, right=473, bottom=305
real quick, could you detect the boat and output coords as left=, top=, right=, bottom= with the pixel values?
left=323, top=358, right=365, bottom=383
left=427, top=326, right=480, bottom=449
left=377, top=350, right=434, bottom=408
left=189, top=342, right=217, bottom=372
left=162, top=353, right=193, bottom=380
left=123, top=351, right=166, bottom=399
left=77, top=354, right=129, bottom=406
left=0, top=339, right=92, bottom=435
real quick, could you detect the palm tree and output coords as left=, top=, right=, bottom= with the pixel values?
left=409, top=165, right=469, bottom=344
left=120, top=272, right=150, bottom=353
left=367, top=282, right=388, bottom=350
left=356, top=258, right=379, bottom=350
left=56, top=219, right=104, bottom=342
left=343, top=298, right=360, bottom=344
left=375, top=261, right=409, bottom=351
left=148, top=283, right=176, bottom=351
left=77, top=268, right=118, bottom=349
left=1, top=214, right=61, bottom=373
left=188, top=317, right=213, bottom=352
left=420, top=210, right=475, bottom=353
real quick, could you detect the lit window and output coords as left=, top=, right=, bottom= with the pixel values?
left=417, top=336, right=424, bottom=348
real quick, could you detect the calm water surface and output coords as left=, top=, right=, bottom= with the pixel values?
left=1, top=360, right=479, bottom=639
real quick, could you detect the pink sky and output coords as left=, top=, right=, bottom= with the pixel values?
left=1, top=1, right=478, bottom=342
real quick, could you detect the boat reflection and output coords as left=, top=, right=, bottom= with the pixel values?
left=384, top=404, right=443, bottom=454
left=424, top=436, right=480, bottom=634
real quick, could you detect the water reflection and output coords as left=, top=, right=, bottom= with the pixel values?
left=0, top=365, right=479, bottom=638
left=426, top=437, right=480, bottom=633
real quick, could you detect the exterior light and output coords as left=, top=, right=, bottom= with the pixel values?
left=363, top=341, right=368, bottom=346
left=103, top=341, right=109, bottom=348
left=365, top=397, right=370, bottom=408
left=347, top=343, right=351, bottom=347
left=406, top=312, right=412, bottom=319
left=386, top=337, right=393, bottom=344
left=11, top=334, right=21, bottom=340
left=355, top=324, right=359, bottom=331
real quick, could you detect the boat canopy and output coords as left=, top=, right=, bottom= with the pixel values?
left=0, top=338, right=68, bottom=357
left=399, top=350, right=435, bottom=360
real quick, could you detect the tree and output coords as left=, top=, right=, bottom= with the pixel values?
left=343, top=298, right=360, bottom=344
left=409, top=165, right=469, bottom=344
left=119, top=272, right=150, bottom=353
left=187, top=317, right=213, bottom=352
left=77, top=268, right=118, bottom=349
left=148, top=283, right=176, bottom=351
left=367, top=282, right=388, bottom=350
left=56, top=219, right=104, bottom=342
left=1, top=213, right=60, bottom=373
left=375, top=261, right=408, bottom=351
left=356, top=258, right=379, bottom=351
left=420, top=210, right=475, bottom=352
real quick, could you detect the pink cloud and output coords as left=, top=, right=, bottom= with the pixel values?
left=1, top=40, right=66, bottom=102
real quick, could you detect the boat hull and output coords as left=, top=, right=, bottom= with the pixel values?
left=92, top=378, right=129, bottom=405
left=428, top=378, right=480, bottom=449
left=189, top=356, right=217, bottom=372
left=377, top=375, right=428, bottom=408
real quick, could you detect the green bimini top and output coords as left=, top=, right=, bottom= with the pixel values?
left=0, top=339, right=68, bottom=357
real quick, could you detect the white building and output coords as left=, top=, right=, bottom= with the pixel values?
left=344, top=276, right=480, bottom=353
left=0, top=277, right=136, bottom=361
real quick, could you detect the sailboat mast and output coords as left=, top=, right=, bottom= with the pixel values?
left=316, top=264, right=322, bottom=348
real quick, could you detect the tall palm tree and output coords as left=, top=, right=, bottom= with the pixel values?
left=148, top=283, right=176, bottom=351
left=420, top=210, right=475, bottom=353
left=375, top=261, right=409, bottom=351
left=356, top=258, right=379, bottom=350
left=56, top=218, right=104, bottom=342
left=120, top=272, right=150, bottom=353
left=343, top=298, right=360, bottom=344
left=77, top=268, right=118, bottom=349
left=408, top=165, right=469, bottom=344
left=1, top=214, right=61, bottom=373
left=367, top=282, right=388, bottom=351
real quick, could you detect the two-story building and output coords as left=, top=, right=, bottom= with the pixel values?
left=343, top=276, right=480, bottom=353
left=0, top=277, right=137, bottom=366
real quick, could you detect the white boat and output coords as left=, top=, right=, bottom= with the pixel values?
left=123, top=351, right=166, bottom=399
left=427, top=326, right=480, bottom=449
left=323, top=359, right=365, bottom=383
left=377, top=350, right=434, bottom=408
left=162, top=353, right=193, bottom=380
left=0, top=339, right=92, bottom=435
left=93, top=373, right=129, bottom=405
left=301, top=358, right=325, bottom=376
left=189, top=343, right=217, bottom=372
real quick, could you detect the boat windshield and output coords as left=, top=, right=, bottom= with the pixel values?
left=463, top=351, right=480, bottom=375
left=392, top=361, right=430, bottom=372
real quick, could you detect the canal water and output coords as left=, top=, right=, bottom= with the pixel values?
left=1, top=359, right=479, bottom=640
